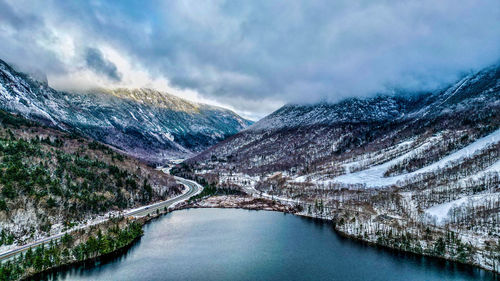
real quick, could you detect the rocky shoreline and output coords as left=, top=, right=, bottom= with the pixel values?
left=173, top=195, right=299, bottom=213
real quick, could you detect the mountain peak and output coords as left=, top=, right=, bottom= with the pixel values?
left=247, top=64, right=499, bottom=133
left=0, top=59, right=252, bottom=163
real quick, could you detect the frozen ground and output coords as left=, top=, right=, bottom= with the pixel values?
left=332, top=129, right=500, bottom=187
left=425, top=192, right=500, bottom=225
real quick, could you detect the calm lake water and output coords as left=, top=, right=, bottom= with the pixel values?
left=39, top=208, right=496, bottom=281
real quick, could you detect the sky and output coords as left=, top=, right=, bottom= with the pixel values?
left=0, top=0, right=499, bottom=120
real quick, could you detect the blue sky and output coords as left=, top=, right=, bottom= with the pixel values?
left=1, top=0, right=499, bottom=120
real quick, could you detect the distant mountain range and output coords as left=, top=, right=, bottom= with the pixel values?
left=0, top=59, right=252, bottom=163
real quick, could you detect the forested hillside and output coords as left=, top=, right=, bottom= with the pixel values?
left=0, top=110, right=182, bottom=251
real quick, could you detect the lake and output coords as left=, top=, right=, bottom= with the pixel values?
left=38, top=208, right=496, bottom=281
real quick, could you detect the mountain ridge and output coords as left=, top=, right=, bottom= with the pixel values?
left=247, top=63, right=499, bottom=132
left=0, top=59, right=252, bottom=163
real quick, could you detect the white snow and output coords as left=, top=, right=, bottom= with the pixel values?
left=129, top=111, right=138, bottom=121
left=0, top=83, right=12, bottom=100
left=425, top=192, right=500, bottom=225
left=341, top=137, right=421, bottom=173
left=457, top=159, right=500, bottom=183
left=332, top=129, right=500, bottom=187
left=425, top=197, right=468, bottom=224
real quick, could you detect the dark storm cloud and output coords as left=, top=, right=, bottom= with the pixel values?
left=1, top=0, right=499, bottom=118
left=84, top=47, right=122, bottom=82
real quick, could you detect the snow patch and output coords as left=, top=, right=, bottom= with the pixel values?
left=333, top=129, right=500, bottom=187
left=425, top=192, right=500, bottom=225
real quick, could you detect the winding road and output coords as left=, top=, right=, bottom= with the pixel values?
left=0, top=175, right=202, bottom=261
left=129, top=176, right=202, bottom=217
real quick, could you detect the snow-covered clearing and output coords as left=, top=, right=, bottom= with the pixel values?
left=425, top=192, right=500, bottom=225
left=332, top=129, right=500, bottom=187
left=342, top=138, right=418, bottom=173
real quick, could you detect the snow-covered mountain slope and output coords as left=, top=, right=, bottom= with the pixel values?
left=249, top=64, right=499, bottom=133
left=0, top=59, right=252, bottom=163
left=333, top=128, right=500, bottom=187
left=248, top=95, right=428, bottom=131
left=177, top=64, right=500, bottom=272
left=188, top=64, right=499, bottom=174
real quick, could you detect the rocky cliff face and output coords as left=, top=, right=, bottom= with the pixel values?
left=0, top=59, right=252, bottom=163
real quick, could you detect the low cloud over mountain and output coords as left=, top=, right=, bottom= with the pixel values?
left=0, top=0, right=499, bottom=119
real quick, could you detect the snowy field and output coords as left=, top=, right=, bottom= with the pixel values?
left=425, top=192, right=500, bottom=225
left=332, top=129, right=500, bottom=187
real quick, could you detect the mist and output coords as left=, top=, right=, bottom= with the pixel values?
left=0, top=0, right=499, bottom=119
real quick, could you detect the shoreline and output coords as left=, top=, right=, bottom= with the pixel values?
left=23, top=213, right=164, bottom=281
left=22, top=195, right=498, bottom=279
left=175, top=195, right=500, bottom=275
left=25, top=235, right=143, bottom=281
left=20, top=196, right=293, bottom=280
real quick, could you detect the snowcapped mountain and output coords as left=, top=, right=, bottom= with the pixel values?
left=178, top=64, right=500, bottom=272
left=189, top=64, right=499, bottom=173
left=250, top=64, right=499, bottom=132
left=247, top=95, right=426, bottom=132
left=0, top=59, right=252, bottom=163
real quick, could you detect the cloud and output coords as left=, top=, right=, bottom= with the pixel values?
left=0, top=0, right=38, bottom=29
left=0, top=0, right=499, bottom=119
left=84, top=47, right=122, bottom=82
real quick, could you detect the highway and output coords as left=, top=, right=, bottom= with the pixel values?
left=129, top=176, right=202, bottom=217
left=0, top=175, right=202, bottom=261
